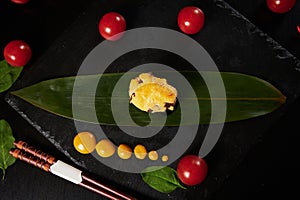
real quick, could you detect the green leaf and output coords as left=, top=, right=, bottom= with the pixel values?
left=0, top=60, right=23, bottom=93
left=0, top=119, right=16, bottom=180
left=141, top=166, right=186, bottom=193
left=10, top=71, right=286, bottom=125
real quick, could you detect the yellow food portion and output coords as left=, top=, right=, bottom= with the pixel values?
left=148, top=150, right=159, bottom=161
left=129, top=73, right=177, bottom=113
left=162, top=155, right=169, bottom=162
left=73, top=132, right=96, bottom=154
left=117, top=144, right=132, bottom=159
left=134, top=144, right=147, bottom=159
left=73, top=130, right=167, bottom=162
left=96, top=139, right=115, bottom=158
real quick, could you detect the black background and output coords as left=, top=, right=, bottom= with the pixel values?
left=0, top=0, right=300, bottom=199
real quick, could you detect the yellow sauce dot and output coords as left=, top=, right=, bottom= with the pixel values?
left=162, top=155, right=169, bottom=162
left=134, top=144, right=147, bottom=160
left=117, top=144, right=132, bottom=159
left=148, top=150, right=158, bottom=161
left=73, top=132, right=96, bottom=154
left=95, top=139, right=115, bottom=158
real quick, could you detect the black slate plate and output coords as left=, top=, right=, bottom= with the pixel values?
left=5, top=0, right=300, bottom=199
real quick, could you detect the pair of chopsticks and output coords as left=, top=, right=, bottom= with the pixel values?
left=10, top=140, right=136, bottom=200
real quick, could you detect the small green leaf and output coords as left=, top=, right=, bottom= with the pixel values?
left=0, top=60, right=23, bottom=93
left=0, top=119, right=16, bottom=180
left=141, top=166, right=186, bottom=193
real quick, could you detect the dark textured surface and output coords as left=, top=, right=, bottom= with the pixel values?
left=0, top=0, right=300, bottom=199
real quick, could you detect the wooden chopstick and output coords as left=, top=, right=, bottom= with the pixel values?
left=11, top=140, right=137, bottom=200
left=10, top=148, right=52, bottom=172
left=13, top=140, right=56, bottom=164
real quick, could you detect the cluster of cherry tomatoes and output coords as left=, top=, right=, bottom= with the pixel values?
left=2, top=1, right=33, bottom=67
left=98, top=6, right=205, bottom=41
left=98, top=0, right=298, bottom=41
left=3, top=0, right=298, bottom=68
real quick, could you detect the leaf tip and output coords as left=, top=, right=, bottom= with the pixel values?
left=281, top=95, right=287, bottom=104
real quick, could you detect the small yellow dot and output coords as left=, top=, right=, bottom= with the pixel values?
left=134, top=144, right=147, bottom=160
left=162, top=155, right=169, bottom=162
left=95, top=139, right=115, bottom=158
left=73, top=131, right=96, bottom=154
left=148, top=150, right=158, bottom=161
left=117, top=144, right=132, bottom=160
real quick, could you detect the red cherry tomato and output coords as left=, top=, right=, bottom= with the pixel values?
left=178, top=6, right=205, bottom=35
left=177, top=155, right=208, bottom=186
left=266, top=0, right=296, bottom=13
left=98, top=12, right=126, bottom=41
left=297, top=25, right=300, bottom=34
left=4, top=40, right=32, bottom=67
left=10, top=0, right=30, bottom=4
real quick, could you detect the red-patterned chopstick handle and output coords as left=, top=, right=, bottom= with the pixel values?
left=10, top=149, right=52, bottom=172
left=14, top=140, right=56, bottom=164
